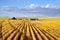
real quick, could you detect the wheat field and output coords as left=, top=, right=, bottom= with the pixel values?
left=0, top=17, right=60, bottom=40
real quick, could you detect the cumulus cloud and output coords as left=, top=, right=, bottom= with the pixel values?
left=41, top=4, right=60, bottom=9
left=1, top=4, right=60, bottom=12
left=1, top=6, right=20, bottom=12
left=25, top=4, right=60, bottom=9
left=1, top=4, right=60, bottom=16
left=25, top=4, right=39, bottom=9
left=44, top=4, right=52, bottom=8
left=29, top=4, right=38, bottom=8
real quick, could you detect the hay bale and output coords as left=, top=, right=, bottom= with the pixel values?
left=30, top=18, right=38, bottom=20
left=12, top=17, right=16, bottom=20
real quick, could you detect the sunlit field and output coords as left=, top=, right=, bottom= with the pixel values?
left=1, top=17, right=60, bottom=40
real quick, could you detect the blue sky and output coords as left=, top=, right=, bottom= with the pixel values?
left=0, top=0, right=60, bottom=7
left=0, top=0, right=60, bottom=16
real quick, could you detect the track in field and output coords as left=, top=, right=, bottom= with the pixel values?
left=0, top=21, right=4, bottom=40
left=2, top=20, right=60, bottom=40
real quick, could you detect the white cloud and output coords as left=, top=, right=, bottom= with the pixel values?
left=45, top=4, right=52, bottom=8
left=25, top=4, right=60, bottom=9
left=1, top=6, right=19, bottom=12
left=1, top=4, right=60, bottom=12
left=0, top=4, right=60, bottom=16
left=41, top=4, right=60, bottom=9
left=1, top=6, right=10, bottom=10
left=29, top=4, right=37, bottom=8
left=25, top=4, right=39, bottom=9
